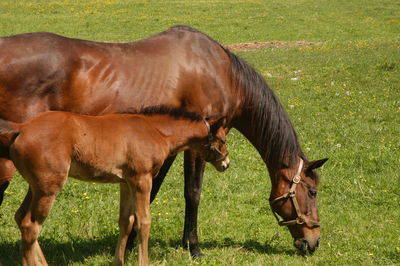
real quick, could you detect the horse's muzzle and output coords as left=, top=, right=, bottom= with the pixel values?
left=294, top=237, right=320, bottom=254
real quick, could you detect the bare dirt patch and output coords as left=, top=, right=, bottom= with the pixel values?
left=225, top=41, right=319, bottom=51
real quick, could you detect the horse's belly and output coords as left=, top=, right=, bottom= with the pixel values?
left=69, top=161, right=124, bottom=184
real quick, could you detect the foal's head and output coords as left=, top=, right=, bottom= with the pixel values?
left=269, top=158, right=328, bottom=254
left=197, top=117, right=230, bottom=172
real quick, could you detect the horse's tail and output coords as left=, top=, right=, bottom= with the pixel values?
left=0, top=119, right=20, bottom=206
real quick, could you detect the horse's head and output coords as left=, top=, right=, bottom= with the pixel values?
left=269, top=158, right=328, bottom=254
left=200, top=116, right=230, bottom=172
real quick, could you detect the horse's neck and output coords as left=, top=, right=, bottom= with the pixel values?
left=233, top=115, right=268, bottom=162
left=149, top=117, right=207, bottom=155
left=233, top=113, right=292, bottom=175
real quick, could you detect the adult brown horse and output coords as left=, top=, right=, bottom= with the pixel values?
left=0, top=107, right=229, bottom=265
left=0, top=25, right=327, bottom=255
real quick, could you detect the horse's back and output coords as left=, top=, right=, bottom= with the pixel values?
left=0, top=27, right=232, bottom=121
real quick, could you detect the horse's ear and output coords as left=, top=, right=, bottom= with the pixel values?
left=206, top=116, right=226, bottom=133
left=305, top=158, right=328, bottom=171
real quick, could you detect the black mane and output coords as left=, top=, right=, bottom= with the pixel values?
left=170, top=25, right=305, bottom=169
left=119, top=105, right=203, bottom=122
left=223, top=47, right=305, bottom=168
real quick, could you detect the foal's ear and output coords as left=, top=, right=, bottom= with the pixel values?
left=305, top=158, right=328, bottom=171
left=206, top=116, right=227, bottom=133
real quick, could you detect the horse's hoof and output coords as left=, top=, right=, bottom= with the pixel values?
left=190, top=247, right=204, bottom=258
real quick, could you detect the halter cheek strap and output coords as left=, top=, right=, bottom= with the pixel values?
left=203, top=118, right=211, bottom=135
left=269, top=159, right=320, bottom=227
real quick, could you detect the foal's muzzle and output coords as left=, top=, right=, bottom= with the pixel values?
left=215, top=156, right=230, bottom=172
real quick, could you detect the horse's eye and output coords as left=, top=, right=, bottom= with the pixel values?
left=309, top=190, right=317, bottom=197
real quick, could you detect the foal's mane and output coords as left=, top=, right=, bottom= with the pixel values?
left=119, top=106, right=203, bottom=122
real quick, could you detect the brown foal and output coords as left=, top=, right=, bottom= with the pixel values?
left=0, top=107, right=229, bottom=266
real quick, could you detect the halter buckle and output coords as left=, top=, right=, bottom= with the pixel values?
left=292, top=174, right=301, bottom=184
left=296, top=216, right=305, bottom=224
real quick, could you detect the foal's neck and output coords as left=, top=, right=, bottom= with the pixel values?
left=147, top=116, right=208, bottom=155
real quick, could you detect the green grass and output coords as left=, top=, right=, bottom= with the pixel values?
left=0, top=0, right=399, bottom=265
left=0, top=0, right=399, bottom=43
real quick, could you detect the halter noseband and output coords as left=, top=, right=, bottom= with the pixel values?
left=269, top=159, right=320, bottom=227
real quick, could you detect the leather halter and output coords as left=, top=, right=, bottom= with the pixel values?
left=269, top=159, right=320, bottom=227
left=202, top=119, right=226, bottom=162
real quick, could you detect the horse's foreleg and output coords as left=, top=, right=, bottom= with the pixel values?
left=0, top=158, right=16, bottom=206
left=126, top=156, right=176, bottom=252
left=113, top=183, right=135, bottom=266
left=183, top=151, right=206, bottom=257
left=127, top=173, right=152, bottom=266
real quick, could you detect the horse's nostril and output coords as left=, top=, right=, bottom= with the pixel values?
left=301, top=240, right=309, bottom=252
left=316, top=237, right=320, bottom=248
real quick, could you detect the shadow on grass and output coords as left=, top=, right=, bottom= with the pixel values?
left=384, top=250, right=400, bottom=263
left=0, top=235, right=295, bottom=265
left=0, top=234, right=117, bottom=266
left=150, top=237, right=296, bottom=256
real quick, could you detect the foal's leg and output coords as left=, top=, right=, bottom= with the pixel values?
left=182, top=151, right=206, bottom=257
left=17, top=186, right=59, bottom=265
left=127, top=174, right=152, bottom=266
left=0, top=158, right=16, bottom=206
left=113, top=183, right=135, bottom=266
left=15, top=171, right=66, bottom=266
left=126, top=156, right=176, bottom=251
left=15, top=187, right=43, bottom=266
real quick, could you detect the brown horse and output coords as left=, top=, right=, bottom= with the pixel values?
left=0, top=25, right=327, bottom=255
left=0, top=107, right=229, bottom=265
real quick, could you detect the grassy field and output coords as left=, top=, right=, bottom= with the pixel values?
left=0, top=0, right=399, bottom=265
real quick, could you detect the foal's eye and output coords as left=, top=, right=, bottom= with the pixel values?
left=218, top=139, right=226, bottom=145
left=309, top=190, right=317, bottom=198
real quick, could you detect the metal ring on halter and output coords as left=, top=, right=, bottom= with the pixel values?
left=269, top=159, right=320, bottom=227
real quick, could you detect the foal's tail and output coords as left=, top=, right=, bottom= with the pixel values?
left=0, top=118, right=20, bottom=158
left=0, top=119, right=20, bottom=206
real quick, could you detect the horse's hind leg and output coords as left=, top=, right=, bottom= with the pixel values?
left=0, top=158, right=16, bottom=206
left=113, top=183, right=135, bottom=266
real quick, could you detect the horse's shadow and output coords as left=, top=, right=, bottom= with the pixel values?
left=157, top=237, right=296, bottom=256
left=0, top=235, right=295, bottom=265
